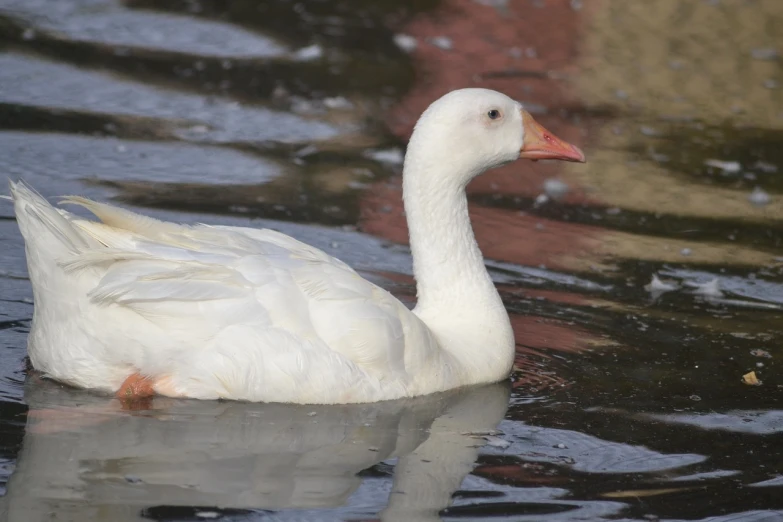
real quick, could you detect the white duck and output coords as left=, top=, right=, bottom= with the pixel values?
left=10, top=88, right=585, bottom=404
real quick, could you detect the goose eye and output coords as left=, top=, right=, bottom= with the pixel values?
left=487, top=109, right=501, bottom=120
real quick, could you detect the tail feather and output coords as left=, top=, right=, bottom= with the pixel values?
left=9, top=180, right=92, bottom=254
left=62, top=196, right=187, bottom=239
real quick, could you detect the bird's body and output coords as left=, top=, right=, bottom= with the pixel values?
left=14, top=188, right=463, bottom=403
left=10, top=88, right=585, bottom=403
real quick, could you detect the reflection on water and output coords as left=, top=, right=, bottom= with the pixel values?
left=2, top=380, right=512, bottom=521
left=0, top=0, right=782, bottom=520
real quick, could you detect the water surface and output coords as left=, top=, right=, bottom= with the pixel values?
left=0, top=0, right=781, bottom=520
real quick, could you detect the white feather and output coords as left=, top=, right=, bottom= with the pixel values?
left=8, top=182, right=444, bottom=403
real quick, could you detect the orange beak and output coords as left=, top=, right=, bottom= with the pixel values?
left=519, top=110, right=586, bottom=163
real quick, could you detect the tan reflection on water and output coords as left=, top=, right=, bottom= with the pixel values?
left=579, top=0, right=783, bottom=126
left=576, top=0, right=783, bottom=222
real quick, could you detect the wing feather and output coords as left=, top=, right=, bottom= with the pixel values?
left=89, top=263, right=250, bottom=305
left=53, top=195, right=422, bottom=386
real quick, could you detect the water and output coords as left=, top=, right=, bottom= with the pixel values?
left=0, top=0, right=781, bottom=520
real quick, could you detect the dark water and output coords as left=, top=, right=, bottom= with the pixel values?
left=0, top=0, right=782, bottom=520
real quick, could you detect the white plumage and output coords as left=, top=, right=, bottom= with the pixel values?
left=10, top=88, right=585, bottom=403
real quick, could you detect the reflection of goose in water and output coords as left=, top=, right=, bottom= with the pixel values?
left=0, top=380, right=510, bottom=522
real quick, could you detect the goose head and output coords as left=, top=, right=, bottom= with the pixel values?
left=405, top=88, right=585, bottom=187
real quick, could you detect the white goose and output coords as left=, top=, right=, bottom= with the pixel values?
left=10, top=88, right=585, bottom=404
